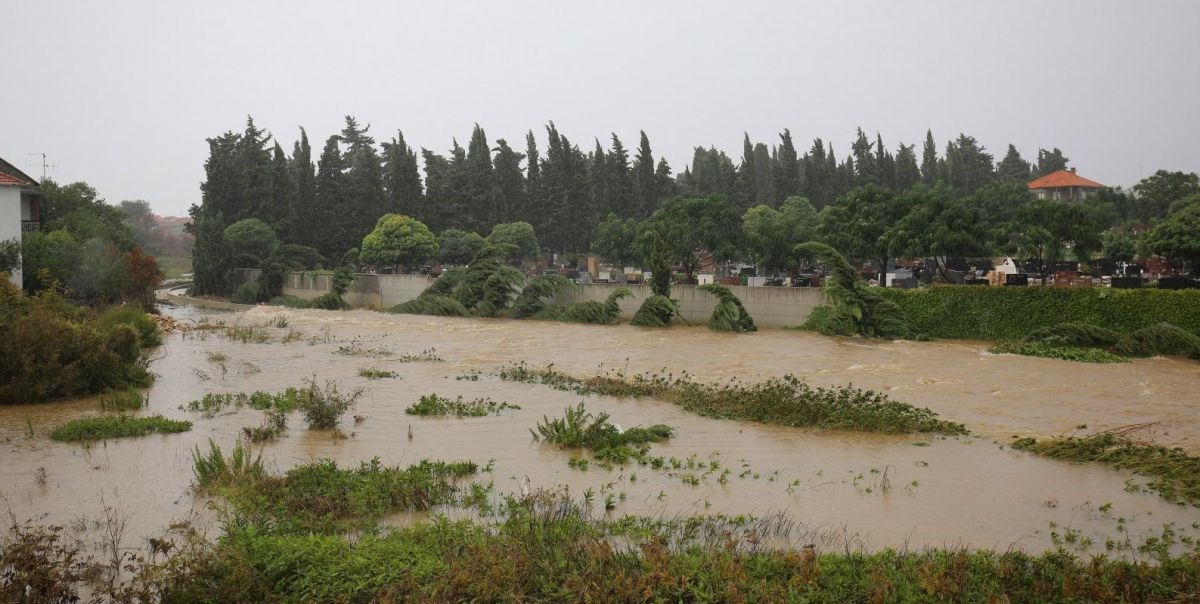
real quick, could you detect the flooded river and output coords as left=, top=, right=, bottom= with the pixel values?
left=2, top=303, right=1199, bottom=558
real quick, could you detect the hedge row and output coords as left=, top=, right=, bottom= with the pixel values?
left=876, top=286, right=1200, bottom=341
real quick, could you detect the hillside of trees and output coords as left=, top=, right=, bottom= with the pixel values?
left=190, top=116, right=1200, bottom=295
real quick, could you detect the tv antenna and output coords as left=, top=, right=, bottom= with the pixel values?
left=26, top=153, right=59, bottom=181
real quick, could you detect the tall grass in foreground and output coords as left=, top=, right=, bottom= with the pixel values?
left=499, top=362, right=967, bottom=435
left=98, top=386, right=149, bottom=411
left=192, top=438, right=264, bottom=489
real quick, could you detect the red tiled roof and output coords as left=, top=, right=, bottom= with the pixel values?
left=1027, top=169, right=1106, bottom=190
left=0, top=170, right=30, bottom=186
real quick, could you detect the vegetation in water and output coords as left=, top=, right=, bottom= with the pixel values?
left=989, top=341, right=1129, bottom=363
left=50, top=415, right=191, bottom=442
left=532, top=402, right=674, bottom=464
left=499, top=362, right=966, bottom=435
left=242, top=408, right=288, bottom=442
left=698, top=283, right=756, bottom=332
left=405, top=394, right=521, bottom=417
left=509, top=274, right=575, bottom=319
left=196, top=451, right=477, bottom=534
left=537, top=287, right=632, bottom=324
left=1012, top=429, right=1200, bottom=506
left=395, top=348, right=444, bottom=362
left=630, top=294, right=679, bottom=327
left=98, top=386, right=149, bottom=411
left=358, top=368, right=399, bottom=379
left=181, top=377, right=359, bottom=430
left=1112, top=323, right=1200, bottom=359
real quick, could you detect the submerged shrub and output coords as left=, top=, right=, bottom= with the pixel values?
left=1022, top=322, right=1121, bottom=348
left=294, top=377, right=361, bottom=429
left=532, top=402, right=674, bottom=463
left=405, top=394, right=521, bottom=417
left=1113, top=323, right=1200, bottom=359
left=1013, top=431, right=1200, bottom=505
left=509, top=274, right=575, bottom=319
left=192, top=438, right=264, bottom=489
left=231, top=282, right=262, bottom=304
left=538, top=287, right=632, bottom=324
left=96, top=304, right=162, bottom=347
left=796, top=242, right=913, bottom=339
left=388, top=293, right=470, bottom=317
left=269, top=294, right=312, bottom=309
left=988, top=341, right=1128, bottom=363
left=50, top=415, right=191, bottom=442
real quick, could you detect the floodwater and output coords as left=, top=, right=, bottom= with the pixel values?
left=2, top=302, right=1199, bottom=558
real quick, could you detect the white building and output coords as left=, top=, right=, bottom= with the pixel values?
left=0, top=158, right=40, bottom=288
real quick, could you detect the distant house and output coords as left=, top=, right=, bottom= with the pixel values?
left=1027, top=168, right=1106, bottom=202
left=0, top=157, right=41, bottom=288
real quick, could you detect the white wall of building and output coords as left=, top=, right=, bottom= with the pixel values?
left=0, top=186, right=22, bottom=288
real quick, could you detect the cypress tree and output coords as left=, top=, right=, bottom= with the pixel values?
left=465, top=124, right=497, bottom=228
left=492, top=138, right=525, bottom=224
left=874, top=133, right=895, bottom=190
left=1035, top=148, right=1070, bottom=177
left=421, top=149, right=452, bottom=231
left=851, top=127, right=876, bottom=186
left=290, top=128, right=317, bottom=246
left=894, top=143, right=921, bottom=191
left=752, top=143, right=775, bottom=206
left=607, top=134, right=634, bottom=217
left=313, top=134, right=347, bottom=258
left=633, top=131, right=656, bottom=216
left=267, top=141, right=294, bottom=237
left=774, top=129, right=802, bottom=200
left=921, top=129, right=939, bottom=185
left=654, top=157, right=676, bottom=201
left=382, top=131, right=424, bottom=220
left=340, top=116, right=386, bottom=248
left=997, top=144, right=1033, bottom=183
left=524, top=130, right=542, bottom=224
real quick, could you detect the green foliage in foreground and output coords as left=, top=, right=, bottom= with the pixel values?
left=194, top=450, right=477, bottom=534
left=988, top=341, right=1129, bottom=364
left=405, top=394, right=521, bottom=417
left=1112, top=323, right=1200, bottom=359
left=180, top=377, right=361, bottom=429
left=50, top=415, right=191, bottom=442
left=113, top=510, right=1200, bottom=602
left=499, top=363, right=966, bottom=435
left=532, top=402, right=674, bottom=463
left=1013, top=432, right=1200, bottom=506
left=879, top=286, right=1200, bottom=341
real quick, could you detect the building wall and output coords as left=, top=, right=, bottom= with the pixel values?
left=0, top=186, right=22, bottom=287
left=234, top=270, right=825, bottom=328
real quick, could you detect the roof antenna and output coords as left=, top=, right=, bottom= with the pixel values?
left=26, top=153, right=58, bottom=181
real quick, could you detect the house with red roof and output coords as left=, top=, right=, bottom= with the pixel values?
left=1027, top=168, right=1106, bottom=202
left=0, top=156, right=41, bottom=287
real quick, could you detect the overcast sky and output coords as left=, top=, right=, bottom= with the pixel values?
left=2, top=1, right=1197, bottom=216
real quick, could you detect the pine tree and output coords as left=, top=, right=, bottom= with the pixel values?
left=894, top=143, right=921, bottom=191
left=851, top=127, right=876, bottom=186
left=996, top=144, right=1032, bottom=183
left=921, top=129, right=939, bottom=185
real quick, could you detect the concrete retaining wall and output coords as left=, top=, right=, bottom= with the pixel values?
left=233, top=270, right=824, bottom=328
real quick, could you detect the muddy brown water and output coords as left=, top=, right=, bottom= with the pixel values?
left=2, top=303, right=1199, bottom=559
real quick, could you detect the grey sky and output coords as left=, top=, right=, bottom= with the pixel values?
left=2, top=1, right=1197, bottom=216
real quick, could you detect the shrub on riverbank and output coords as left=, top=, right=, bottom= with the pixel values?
left=988, top=341, right=1129, bottom=363
left=878, top=286, right=1200, bottom=341
left=988, top=320, right=1200, bottom=363
left=0, top=281, right=157, bottom=404
left=49, top=415, right=191, bottom=441
left=498, top=363, right=967, bottom=435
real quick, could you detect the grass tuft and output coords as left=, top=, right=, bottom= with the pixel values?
left=532, top=402, right=673, bottom=463
left=98, top=386, right=148, bottom=412
left=50, top=415, right=191, bottom=442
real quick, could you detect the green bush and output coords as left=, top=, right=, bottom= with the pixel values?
left=630, top=295, right=678, bottom=327
left=1022, top=322, right=1122, bottom=348
left=232, top=282, right=262, bottom=304
left=988, top=341, right=1128, bottom=363
left=878, top=287, right=1200, bottom=341
left=269, top=295, right=313, bottom=309
left=95, top=305, right=162, bottom=347
left=0, top=282, right=154, bottom=404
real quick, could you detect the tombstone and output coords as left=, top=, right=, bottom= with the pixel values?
left=1158, top=276, right=1200, bottom=290
left=1111, top=276, right=1141, bottom=289
left=1005, top=273, right=1029, bottom=286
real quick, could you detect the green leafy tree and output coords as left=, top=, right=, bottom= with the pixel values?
left=1132, top=170, right=1200, bottom=224
left=943, top=134, right=994, bottom=195
left=1034, top=148, right=1070, bottom=177
left=645, top=195, right=742, bottom=281
left=487, top=221, right=540, bottom=262
left=818, top=185, right=912, bottom=282
left=888, top=185, right=989, bottom=282
left=438, top=228, right=486, bottom=266
left=742, top=196, right=819, bottom=275
left=996, top=144, right=1031, bottom=183
left=591, top=213, right=641, bottom=269
left=1143, top=203, right=1200, bottom=273
left=1012, top=199, right=1103, bottom=283
left=1102, top=229, right=1138, bottom=263
left=0, top=239, right=19, bottom=275
left=223, top=218, right=279, bottom=267
left=920, top=130, right=938, bottom=186
left=360, top=214, right=439, bottom=272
